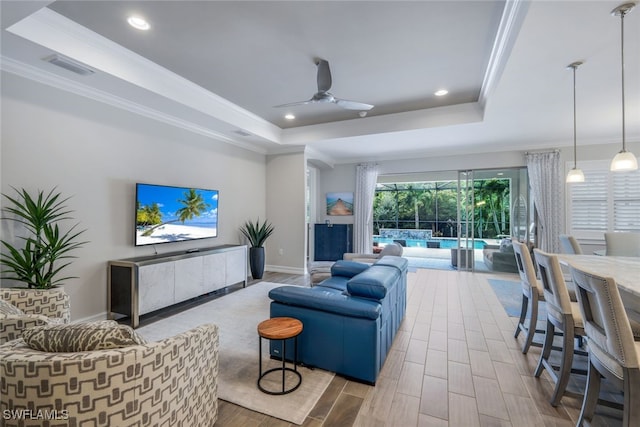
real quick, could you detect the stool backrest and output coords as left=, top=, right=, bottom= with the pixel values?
left=534, top=249, right=573, bottom=321
left=570, top=266, right=639, bottom=370
left=512, top=240, right=538, bottom=296
left=559, top=234, right=583, bottom=255
left=604, top=232, right=640, bottom=257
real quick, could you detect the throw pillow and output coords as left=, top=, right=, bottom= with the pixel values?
left=23, top=320, right=147, bottom=352
left=0, top=299, right=24, bottom=317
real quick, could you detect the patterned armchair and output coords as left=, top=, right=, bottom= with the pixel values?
left=0, top=288, right=70, bottom=345
left=0, top=323, right=219, bottom=426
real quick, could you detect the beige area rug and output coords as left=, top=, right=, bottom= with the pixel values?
left=136, top=281, right=334, bottom=425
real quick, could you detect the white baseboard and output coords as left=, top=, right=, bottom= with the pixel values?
left=265, top=265, right=306, bottom=275
left=72, top=312, right=108, bottom=324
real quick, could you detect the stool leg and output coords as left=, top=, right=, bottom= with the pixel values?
left=294, top=336, right=298, bottom=372
left=282, top=339, right=286, bottom=393
left=259, top=336, right=263, bottom=378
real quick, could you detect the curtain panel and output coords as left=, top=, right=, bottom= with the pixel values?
left=526, top=151, right=561, bottom=252
left=354, top=163, right=378, bottom=253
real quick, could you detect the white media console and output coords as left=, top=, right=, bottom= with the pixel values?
left=108, top=244, right=247, bottom=328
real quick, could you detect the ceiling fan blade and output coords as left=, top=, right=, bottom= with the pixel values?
left=316, top=59, right=332, bottom=93
left=273, top=99, right=315, bottom=108
left=334, top=98, right=374, bottom=111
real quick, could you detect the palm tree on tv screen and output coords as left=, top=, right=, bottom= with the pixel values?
left=140, top=189, right=210, bottom=237
left=176, top=189, right=210, bottom=222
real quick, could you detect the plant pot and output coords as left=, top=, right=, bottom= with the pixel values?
left=249, top=247, right=266, bottom=279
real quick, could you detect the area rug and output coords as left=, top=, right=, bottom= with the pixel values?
left=136, top=281, right=334, bottom=425
left=487, top=278, right=548, bottom=320
left=487, top=278, right=526, bottom=317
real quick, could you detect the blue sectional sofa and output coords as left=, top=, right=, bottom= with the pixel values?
left=268, top=256, right=408, bottom=384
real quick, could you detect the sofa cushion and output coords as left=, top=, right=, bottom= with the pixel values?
left=0, top=299, right=24, bottom=317
left=22, top=320, right=147, bottom=352
left=316, top=276, right=349, bottom=292
left=269, top=286, right=381, bottom=320
left=331, top=260, right=370, bottom=278
left=347, top=265, right=399, bottom=300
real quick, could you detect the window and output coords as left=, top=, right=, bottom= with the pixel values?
left=567, top=160, right=640, bottom=239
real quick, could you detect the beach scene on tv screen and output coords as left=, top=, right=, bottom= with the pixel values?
left=136, top=185, right=218, bottom=246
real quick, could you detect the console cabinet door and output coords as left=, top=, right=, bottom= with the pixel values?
left=203, top=252, right=226, bottom=293
left=174, top=257, right=204, bottom=303
left=225, top=247, right=247, bottom=286
left=138, top=262, right=175, bottom=315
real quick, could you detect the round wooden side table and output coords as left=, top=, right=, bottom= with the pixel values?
left=257, top=317, right=303, bottom=395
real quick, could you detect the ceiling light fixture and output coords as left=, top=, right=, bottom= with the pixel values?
left=284, top=114, right=295, bottom=120
left=127, top=15, right=150, bottom=31
left=566, top=61, right=585, bottom=183
left=434, top=89, right=448, bottom=96
left=610, top=3, right=637, bottom=172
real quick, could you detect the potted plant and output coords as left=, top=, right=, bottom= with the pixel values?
left=1, top=187, right=87, bottom=289
left=239, top=218, right=274, bottom=279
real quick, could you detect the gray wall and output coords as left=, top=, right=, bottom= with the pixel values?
left=1, top=72, right=268, bottom=321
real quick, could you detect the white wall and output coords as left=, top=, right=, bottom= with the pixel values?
left=266, top=151, right=307, bottom=274
left=1, top=72, right=267, bottom=321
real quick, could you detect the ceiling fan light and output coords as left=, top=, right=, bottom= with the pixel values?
left=566, top=168, right=585, bottom=183
left=610, top=150, right=638, bottom=171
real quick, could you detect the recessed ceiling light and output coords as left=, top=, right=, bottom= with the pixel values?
left=127, top=15, right=150, bottom=30
left=434, top=89, right=448, bottom=97
left=284, top=114, right=295, bottom=120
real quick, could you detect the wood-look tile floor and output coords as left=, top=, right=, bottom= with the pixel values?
left=212, top=269, right=624, bottom=426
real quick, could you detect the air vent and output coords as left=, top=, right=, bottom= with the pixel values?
left=234, top=130, right=252, bottom=137
left=43, top=54, right=95, bottom=76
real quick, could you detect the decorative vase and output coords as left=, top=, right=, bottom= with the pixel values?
left=249, top=247, right=266, bottom=279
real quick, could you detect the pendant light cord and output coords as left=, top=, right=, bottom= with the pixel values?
left=620, top=8, right=626, bottom=152
left=572, top=65, right=578, bottom=168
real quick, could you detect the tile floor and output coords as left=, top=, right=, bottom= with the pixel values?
left=204, top=269, right=624, bottom=426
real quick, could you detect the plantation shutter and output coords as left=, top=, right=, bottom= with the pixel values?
left=570, top=169, right=608, bottom=232
left=568, top=160, right=640, bottom=238
left=613, top=171, right=640, bottom=231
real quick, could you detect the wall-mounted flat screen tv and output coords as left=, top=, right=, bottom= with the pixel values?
left=135, top=183, right=219, bottom=246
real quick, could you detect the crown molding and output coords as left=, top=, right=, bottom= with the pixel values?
left=479, top=0, right=530, bottom=109
left=6, top=7, right=282, bottom=144
left=1, top=56, right=268, bottom=155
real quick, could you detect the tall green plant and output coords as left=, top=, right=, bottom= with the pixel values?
left=239, top=219, right=274, bottom=248
left=1, top=187, right=88, bottom=289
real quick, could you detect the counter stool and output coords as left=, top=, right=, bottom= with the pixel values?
left=257, top=317, right=303, bottom=395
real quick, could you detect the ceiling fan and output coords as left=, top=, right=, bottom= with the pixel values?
left=274, top=59, right=374, bottom=111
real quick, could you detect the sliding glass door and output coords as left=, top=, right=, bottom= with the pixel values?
left=456, top=170, right=475, bottom=271
left=456, top=167, right=530, bottom=272
left=373, top=167, right=529, bottom=273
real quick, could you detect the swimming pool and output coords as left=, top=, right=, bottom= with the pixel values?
left=374, top=237, right=488, bottom=250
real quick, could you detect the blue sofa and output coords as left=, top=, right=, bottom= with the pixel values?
left=268, top=256, right=408, bottom=384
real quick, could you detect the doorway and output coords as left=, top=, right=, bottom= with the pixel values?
left=374, top=167, right=529, bottom=272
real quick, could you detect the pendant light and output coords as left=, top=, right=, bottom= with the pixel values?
left=610, top=3, right=638, bottom=172
left=566, top=61, right=585, bottom=183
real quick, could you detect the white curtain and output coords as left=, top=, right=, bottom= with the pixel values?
left=526, top=151, right=561, bottom=252
left=354, top=162, right=378, bottom=253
